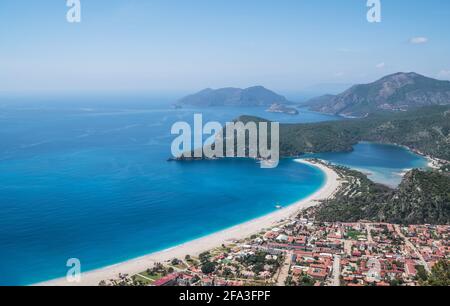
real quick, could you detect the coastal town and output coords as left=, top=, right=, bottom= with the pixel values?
left=80, top=159, right=449, bottom=287
left=101, top=213, right=449, bottom=287
left=36, top=159, right=448, bottom=287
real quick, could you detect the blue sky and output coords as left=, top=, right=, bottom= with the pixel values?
left=0, top=0, right=449, bottom=93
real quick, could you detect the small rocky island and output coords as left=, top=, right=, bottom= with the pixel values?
left=266, top=103, right=299, bottom=115
left=178, top=86, right=292, bottom=107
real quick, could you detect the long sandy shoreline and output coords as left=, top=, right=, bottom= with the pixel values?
left=37, top=159, right=341, bottom=286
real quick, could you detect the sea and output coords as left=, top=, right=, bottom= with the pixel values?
left=0, top=94, right=428, bottom=285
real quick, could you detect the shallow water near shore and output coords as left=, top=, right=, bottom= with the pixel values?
left=306, top=142, right=429, bottom=187
left=0, top=97, right=427, bottom=285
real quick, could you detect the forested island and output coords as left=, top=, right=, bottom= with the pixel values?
left=178, top=86, right=292, bottom=107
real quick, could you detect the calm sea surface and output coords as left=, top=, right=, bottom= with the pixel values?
left=307, top=142, right=429, bottom=187
left=0, top=96, right=427, bottom=285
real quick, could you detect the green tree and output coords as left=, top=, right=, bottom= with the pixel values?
left=201, top=262, right=216, bottom=274
left=424, top=260, right=450, bottom=286
left=415, top=265, right=428, bottom=282
left=199, top=251, right=211, bottom=264
left=298, top=274, right=315, bottom=287
left=171, top=258, right=180, bottom=266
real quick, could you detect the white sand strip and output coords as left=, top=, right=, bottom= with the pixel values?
left=36, top=160, right=340, bottom=286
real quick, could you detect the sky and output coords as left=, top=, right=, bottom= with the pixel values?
left=0, top=0, right=450, bottom=94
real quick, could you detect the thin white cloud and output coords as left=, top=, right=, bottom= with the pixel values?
left=437, top=70, right=450, bottom=79
left=409, top=37, right=428, bottom=44
left=376, top=62, right=385, bottom=69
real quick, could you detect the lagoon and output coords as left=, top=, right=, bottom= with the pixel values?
left=0, top=98, right=427, bottom=285
left=307, top=142, right=429, bottom=187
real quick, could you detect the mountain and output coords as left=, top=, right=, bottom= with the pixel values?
left=176, top=105, right=450, bottom=162
left=313, top=167, right=450, bottom=225
left=306, top=72, right=450, bottom=117
left=241, top=106, right=450, bottom=161
left=297, top=83, right=354, bottom=102
left=178, top=86, right=291, bottom=107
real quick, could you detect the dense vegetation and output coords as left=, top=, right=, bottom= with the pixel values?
left=306, top=72, right=450, bottom=117
left=177, top=106, right=450, bottom=225
left=233, top=105, right=450, bottom=161
left=314, top=167, right=450, bottom=225
left=421, top=260, right=450, bottom=286
left=178, top=86, right=291, bottom=107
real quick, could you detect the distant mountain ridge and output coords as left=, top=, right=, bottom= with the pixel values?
left=307, top=72, right=450, bottom=117
left=179, top=86, right=291, bottom=107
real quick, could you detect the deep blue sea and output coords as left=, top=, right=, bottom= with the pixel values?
left=0, top=95, right=428, bottom=285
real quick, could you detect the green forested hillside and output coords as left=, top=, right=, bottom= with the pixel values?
left=306, top=72, right=450, bottom=117
left=235, top=106, right=450, bottom=161
left=314, top=167, right=450, bottom=225
left=178, top=106, right=450, bottom=225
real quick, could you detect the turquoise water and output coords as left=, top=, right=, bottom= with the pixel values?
left=307, top=142, right=429, bottom=187
left=0, top=98, right=332, bottom=285
left=0, top=96, right=427, bottom=285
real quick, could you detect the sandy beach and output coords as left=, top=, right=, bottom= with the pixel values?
left=37, top=159, right=341, bottom=286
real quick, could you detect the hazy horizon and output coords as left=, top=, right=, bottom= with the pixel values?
left=1, top=0, right=450, bottom=94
